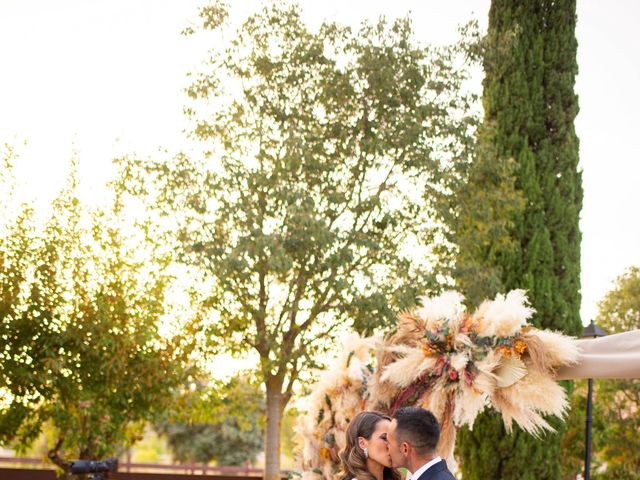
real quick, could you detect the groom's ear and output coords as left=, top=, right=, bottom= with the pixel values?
left=401, top=442, right=410, bottom=456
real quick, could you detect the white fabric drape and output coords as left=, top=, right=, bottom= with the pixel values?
left=555, top=329, right=640, bottom=380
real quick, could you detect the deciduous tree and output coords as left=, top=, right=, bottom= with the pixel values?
left=117, top=2, right=479, bottom=478
left=0, top=161, right=195, bottom=477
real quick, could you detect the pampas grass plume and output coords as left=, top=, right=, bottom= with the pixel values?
left=476, top=290, right=535, bottom=337
left=416, top=291, right=465, bottom=330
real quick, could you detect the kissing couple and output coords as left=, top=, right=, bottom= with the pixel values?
left=337, top=407, right=457, bottom=480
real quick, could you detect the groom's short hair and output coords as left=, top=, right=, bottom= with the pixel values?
left=392, top=407, right=440, bottom=455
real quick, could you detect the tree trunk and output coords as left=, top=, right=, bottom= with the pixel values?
left=264, top=377, right=285, bottom=480
left=48, top=439, right=73, bottom=480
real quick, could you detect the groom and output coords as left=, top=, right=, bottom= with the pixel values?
left=387, top=407, right=457, bottom=480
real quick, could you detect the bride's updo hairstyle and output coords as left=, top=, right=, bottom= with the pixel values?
left=337, top=411, right=401, bottom=480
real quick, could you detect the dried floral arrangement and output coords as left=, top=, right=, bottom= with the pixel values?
left=296, top=333, right=380, bottom=480
left=295, top=290, right=580, bottom=478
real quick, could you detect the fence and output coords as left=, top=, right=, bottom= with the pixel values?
left=0, top=470, right=264, bottom=480
left=0, top=457, right=287, bottom=480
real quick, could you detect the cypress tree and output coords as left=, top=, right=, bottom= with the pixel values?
left=456, top=1, right=583, bottom=478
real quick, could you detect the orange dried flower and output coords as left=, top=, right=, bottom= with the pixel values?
left=513, top=339, right=528, bottom=357
left=460, top=313, right=476, bottom=333
left=422, top=342, right=436, bottom=356
left=496, top=345, right=511, bottom=358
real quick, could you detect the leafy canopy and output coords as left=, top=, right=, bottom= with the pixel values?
left=157, top=376, right=265, bottom=466
left=119, top=1, right=480, bottom=393
left=0, top=159, right=195, bottom=470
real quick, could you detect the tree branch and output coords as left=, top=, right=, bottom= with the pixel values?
left=48, top=436, right=69, bottom=472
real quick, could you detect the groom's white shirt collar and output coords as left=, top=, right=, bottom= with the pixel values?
left=409, top=456, right=442, bottom=480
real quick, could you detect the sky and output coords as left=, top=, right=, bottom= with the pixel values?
left=1, top=0, right=639, bottom=328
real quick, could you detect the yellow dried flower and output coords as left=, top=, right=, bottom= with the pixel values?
left=513, top=339, right=528, bottom=357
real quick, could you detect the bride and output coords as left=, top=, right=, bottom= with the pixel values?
left=337, top=411, right=402, bottom=480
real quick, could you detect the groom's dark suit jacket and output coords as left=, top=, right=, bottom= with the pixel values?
left=414, top=460, right=457, bottom=480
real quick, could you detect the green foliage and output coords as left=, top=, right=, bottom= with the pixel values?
left=560, top=269, right=640, bottom=479
left=457, top=413, right=566, bottom=480
left=558, top=382, right=591, bottom=479
left=0, top=160, right=195, bottom=474
left=596, top=267, right=640, bottom=333
left=456, top=1, right=583, bottom=478
left=157, top=377, right=264, bottom=466
left=119, top=0, right=478, bottom=381
left=471, top=0, right=582, bottom=334
left=436, top=121, right=523, bottom=307
left=431, top=22, right=524, bottom=307
left=117, top=2, right=480, bottom=476
left=591, top=268, right=639, bottom=478
left=280, top=407, right=300, bottom=464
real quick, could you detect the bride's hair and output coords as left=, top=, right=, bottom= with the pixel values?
left=336, top=411, right=401, bottom=480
